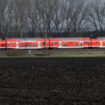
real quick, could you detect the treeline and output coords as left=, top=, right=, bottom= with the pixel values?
left=1, top=31, right=105, bottom=38
left=0, top=0, right=105, bottom=37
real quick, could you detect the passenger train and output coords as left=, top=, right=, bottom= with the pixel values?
left=0, top=37, right=105, bottom=49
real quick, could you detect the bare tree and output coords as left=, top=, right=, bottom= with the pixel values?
left=26, top=0, right=41, bottom=35
left=86, top=0, right=105, bottom=31
left=13, top=0, right=28, bottom=37
left=64, top=0, right=87, bottom=32
left=0, top=0, right=7, bottom=34
left=0, top=0, right=105, bottom=37
left=38, top=0, right=57, bottom=36
left=53, top=0, right=66, bottom=33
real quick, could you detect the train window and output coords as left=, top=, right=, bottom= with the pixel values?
left=25, top=44, right=37, bottom=47
left=53, top=42, right=58, bottom=45
left=96, top=42, right=99, bottom=44
left=62, top=43, right=68, bottom=46
left=2, top=44, right=5, bottom=47
left=43, top=42, right=46, bottom=46
left=8, top=42, right=15, bottom=45
left=84, top=42, right=89, bottom=44
left=80, top=43, right=82, bottom=46
left=75, top=44, right=79, bottom=46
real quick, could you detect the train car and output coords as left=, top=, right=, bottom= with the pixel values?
left=18, top=38, right=47, bottom=49
left=5, top=38, right=47, bottom=49
left=50, top=37, right=105, bottom=49
left=50, top=37, right=89, bottom=48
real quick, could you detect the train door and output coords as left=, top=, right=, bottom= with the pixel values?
left=59, top=41, right=62, bottom=48
left=16, top=41, right=19, bottom=49
left=79, top=41, right=83, bottom=48
left=38, top=42, right=41, bottom=48
left=100, top=40, right=103, bottom=48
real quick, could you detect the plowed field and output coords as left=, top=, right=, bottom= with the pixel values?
left=0, top=58, right=105, bottom=105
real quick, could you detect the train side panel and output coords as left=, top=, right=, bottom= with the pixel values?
left=19, top=41, right=39, bottom=49
left=0, top=40, right=6, bottom=49
left=101, top=40, right=105, bottom=48
left=99, top=38, right=105, bottom=48
left=81, top=38, right=90, bottom=48
left=17, top=38, right=44, bottom=49
left=49, top=39, right=59, bottom=48
left=91, top=39, right=100, bottom=48
left=6, top=39, right=17, bottom=49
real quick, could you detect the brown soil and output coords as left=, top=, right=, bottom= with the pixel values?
left=0, top=57, right=105, bottom=105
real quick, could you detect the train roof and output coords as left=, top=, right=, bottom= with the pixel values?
left=5, top=37, right=105, bottom=41
left=6, top=38, right=44, bottom=41
left=6, top=37, right=83, bottom=41
left=97, top=37, right=105, bottom=40
left=50, top=37, right=82, bottom=40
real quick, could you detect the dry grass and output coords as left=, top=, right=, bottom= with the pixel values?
left=6, top=49, right=26, bottom=56
left=1, top=49, right=105, bottom=57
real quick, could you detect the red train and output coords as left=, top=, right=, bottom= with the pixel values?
left=0, top=37, right=105, bottom=49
